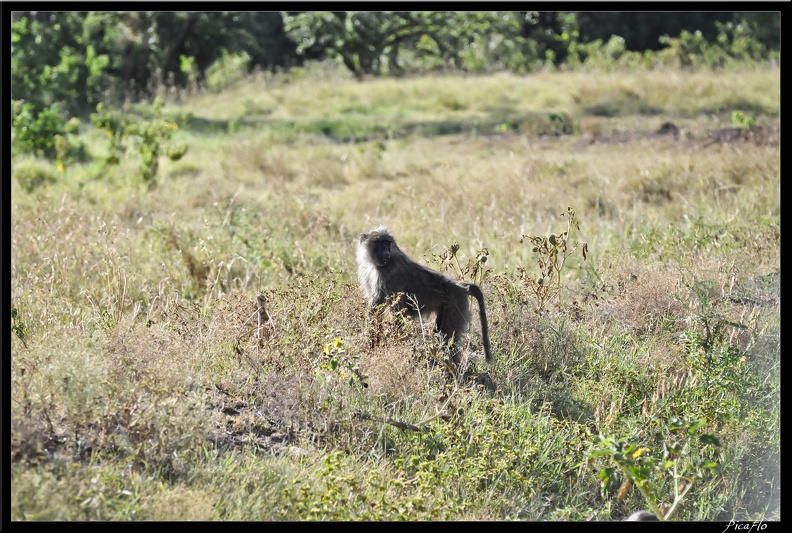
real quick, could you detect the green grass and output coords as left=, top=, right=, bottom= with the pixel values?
left=11, top=62, right=780, bottom=521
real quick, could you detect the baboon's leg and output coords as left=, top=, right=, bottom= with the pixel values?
left=437, top=298, right=470, bottom=365
left=434, top=305, right=444, bottom=335
left=434, top=306, right=458, bottom=362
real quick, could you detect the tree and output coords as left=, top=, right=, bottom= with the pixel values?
left=574, top=12, right=734, bottom=51
left=283, top=11, right=539, bottom=77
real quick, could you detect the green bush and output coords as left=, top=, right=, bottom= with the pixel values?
left=206, top=51, right=252, bottom=92
left=12, top=160, right=59, bottom=193
left=11, top=14, right=112, bottom=118
left=11, top=101, right=66, bottom=158
left=592, top=416, right=720, bottom=521
left=90, top=97, right=189, bottom=187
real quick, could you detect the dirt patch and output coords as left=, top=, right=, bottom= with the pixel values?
left=578, top=122, right=779, bottom=147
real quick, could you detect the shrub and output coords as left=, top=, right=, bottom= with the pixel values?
left=11, top=101, right=66, bottom=158
left=206, top=51, right=252, bottom=93
left=12, top=160, right=59, bottom=193
left=90, top=97, right=189, bottom=187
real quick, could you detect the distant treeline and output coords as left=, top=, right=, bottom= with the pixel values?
left=11, top=11, right=779, bottom=119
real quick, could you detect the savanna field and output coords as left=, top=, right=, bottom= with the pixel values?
left=10, top=64, right=780, bottom=520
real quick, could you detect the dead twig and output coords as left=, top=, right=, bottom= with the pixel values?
left=353, top=411, right=422, bottom=432
left=351, top=384, right=461, bottom=432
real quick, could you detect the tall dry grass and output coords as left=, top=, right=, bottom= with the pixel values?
left=11, top=63, right=779, bottom=521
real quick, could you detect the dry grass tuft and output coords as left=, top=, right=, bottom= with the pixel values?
left=147, top=487, right=219, bottom=520
left=105, top=322, right=197, bottom=386
left=10, top=64, right=779, bottom=521
left=227, top=139, right=298, bottom=182
left=361, top=342, right=429, bottom=398
left=598, top=263, right=686, bottom=337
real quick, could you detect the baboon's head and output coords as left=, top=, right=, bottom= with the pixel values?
left=359, top=226, right=396, bottom=267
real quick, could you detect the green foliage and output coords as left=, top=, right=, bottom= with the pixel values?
left=206, top=51, right=252, bottom=92
left=574, top=18, right=777, bottom=72
left=554, top=12, right=585, bottom=68
left=685, top=280, right=749, bottom=353
left=11, top=13, right=114, bottom=117
left=731, top=110, right=756, bottom=129
left=518, top=207, right=588, bottom=315
left=90, top=97, right=189, bottom=186
left=151, top=13, right=261, bottom=85
left=11, top=306, right=29, bottom=348
left=673, top=281, right=772, bottom=431
left=433, top=242, right=490, bottom=286
left=10, top=12, right=293, bottom=122
left=591, top=416, right=720, bottom=520
left=284, top=12, right=545, bottom=77
left=714, top=20, right=777, bottom=62
left=284, top=12, right=416, bottom=78
left=11, top=100, right=88, bottom=172
left=11, top=161, right=59, bottom=193
left=576, top=12, right=734, bottom=52
left=684, top=340, right=751, bottom=426
left=10, top=10, right=780, bottom=135
left=657, top=22, right=775, bottom=69
left=12, top=102, right=66, bottom=158
left=179, top=55, right=198, bottom=87
left=546, top=112, right=577, bottom=135
left=319, top=332, right=368, bottom=389
left=579, top=36, right=656, bottom=71
left=658, top=30, right=728, bottom=68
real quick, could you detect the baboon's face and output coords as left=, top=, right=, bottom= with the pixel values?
left=368, top=238, right=393, bottom=267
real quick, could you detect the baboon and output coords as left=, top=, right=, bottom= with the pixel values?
left=624, top=510, right=660, bottom=521
left=356, top=226, right=492, bottom=364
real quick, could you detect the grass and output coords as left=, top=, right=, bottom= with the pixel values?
left=10, top=61, right=780, bottom=521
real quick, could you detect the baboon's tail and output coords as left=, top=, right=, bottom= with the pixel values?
left=467, top=284, right=493, bottom=363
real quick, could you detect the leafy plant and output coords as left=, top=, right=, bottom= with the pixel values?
left=90, top=97, right=189, bottom=187
left=11, top=101, right=66, bottom=158
left=434, top=242, right=491, bottom=286
left=179, top=54, right=199, bottom=87
left=546, top=112, right=577, bottom=135
left=206, top=51, right=252, bottom=92
left=685, top=279, right=748, bottom=353
left=12, top=161, right=59, bottom=193
left=518, top=207, right=588, bottom=315
left=284, top=12, right=541, bottom=78
left=11, top=306, right=29, bottom=348
left=731, top=110, right=756, bottom=129
left=11, top=13, right=112, bottom=118
left=53, top=117, right=84, bottom=172
left=319, top=331, right=368, bottom=389
left=591, top=415, right=720, bottom=520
